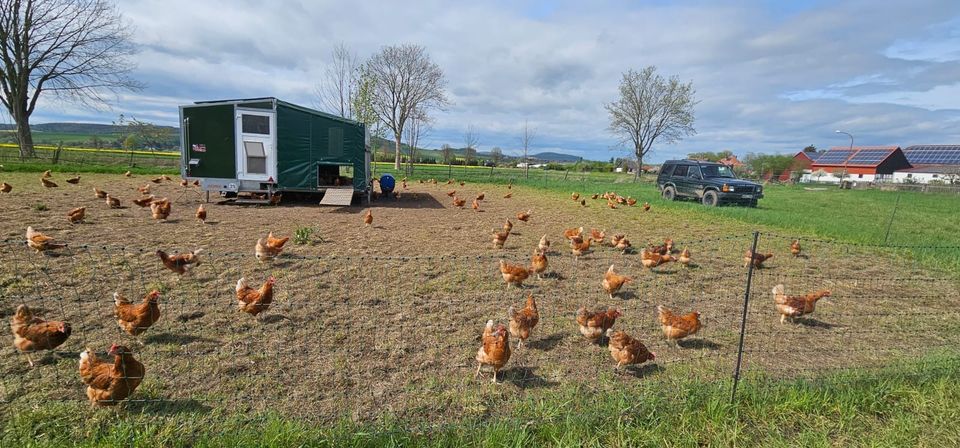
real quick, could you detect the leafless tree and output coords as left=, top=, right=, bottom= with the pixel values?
left=489, top=147, right=503, bottom=165
left=315, top=43, right=358, bottom=119
left=0, top=0, right=142, bottom=158
left=365, top=44, right=448, bottom=170
left=440, top=143, right=454, bottom=165
left=463, top=125, right=479, bottom=165
left=404, top=107, right=431, bottom=173
left=605, top=66, right=697, bottom=180
left=519, top=120, right=535, bottom=178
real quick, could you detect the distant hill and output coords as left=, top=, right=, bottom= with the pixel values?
left=530, top=152, right=582, bottom=162
left=2, top=124, right=585, bottom=161
left=0, top=122, right=178, bottom=134
left=370, top=136, right=584, bottom=163
left=0, top=122, right=180, bottom=149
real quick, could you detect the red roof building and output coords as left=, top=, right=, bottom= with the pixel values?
left=718, top=155, right=744, bottom=167
left=807, top=146, right=910, bottom=182
left=778, top=151, right=818, bottom=181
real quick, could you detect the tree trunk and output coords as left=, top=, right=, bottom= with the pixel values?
left=14, top=110, right=36, bottom=159
left=394, top=134, right=402, bottom=170
left=634, top=154, right=642, bottom=182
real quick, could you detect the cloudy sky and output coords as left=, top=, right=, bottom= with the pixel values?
left=19, top=0, right=960, bottom=162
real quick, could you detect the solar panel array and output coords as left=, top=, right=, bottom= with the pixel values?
left=814, top=150, right=854, bottom=164
left=846, top=149, right=893, bottom=165
left=903, top=146, right=960, bottom=165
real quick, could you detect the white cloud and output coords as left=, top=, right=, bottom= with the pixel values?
left=24, top=0, right=960, bottom=161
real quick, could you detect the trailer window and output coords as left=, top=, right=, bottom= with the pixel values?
left=244, top=141, right=267, bottom=174
left=328, top=127, right=343, bottom=157
left=242, top=114, right=270, bottom=135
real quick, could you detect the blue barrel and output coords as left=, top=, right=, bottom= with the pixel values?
left=379, top=174, right=395, bottom=194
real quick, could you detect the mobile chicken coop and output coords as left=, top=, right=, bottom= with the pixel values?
left=180, top=97, right=370, bottom=205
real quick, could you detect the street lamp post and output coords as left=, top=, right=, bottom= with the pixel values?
left=835, top=130, right=854, bottom=187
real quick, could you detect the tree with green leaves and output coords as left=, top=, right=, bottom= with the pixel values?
left=122, top=134, right=138, bottom=151
left=605, top=66, right=697, bottom=180
left=352, top=69, right=383, bottom=141
left=687, top=150, right=732, bottom=162
left=743, top=153, right=794, bottom=180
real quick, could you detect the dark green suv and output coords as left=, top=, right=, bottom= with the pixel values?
left=656, top=160, right=763, bottom=207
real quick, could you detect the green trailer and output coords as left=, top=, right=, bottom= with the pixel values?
left=179, top=97, right=370, bottom=204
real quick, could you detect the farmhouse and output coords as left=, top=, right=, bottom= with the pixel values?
left=802, top=146, right=910, bottom=183
left=180, top=97, right=370, bottom=204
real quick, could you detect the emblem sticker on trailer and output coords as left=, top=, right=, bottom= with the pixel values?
left=192, top=144, right=207, bottom=152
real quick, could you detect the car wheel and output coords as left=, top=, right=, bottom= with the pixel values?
left=748, top=199, right=758, bottom=208
left=662, top=186, right=676, bottom=201
left=702, top=190, right=719, bottom=207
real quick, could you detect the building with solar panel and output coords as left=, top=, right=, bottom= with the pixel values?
left=892, top=145, right=960, bottom=184
left=803, top=146, right=910, bottom=183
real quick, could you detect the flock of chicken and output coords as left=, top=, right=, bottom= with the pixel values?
left=10, top=170, right=283, bottom=406
left=365, top=180, right=833, bottom=383
left=476, top=190, right=831, bottom=382
left=7, top=173, right=833, bottom=402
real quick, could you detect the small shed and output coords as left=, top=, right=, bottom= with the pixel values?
left=179, top=97, right=369, bottom=203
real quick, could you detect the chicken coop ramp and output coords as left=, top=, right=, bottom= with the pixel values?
left=319, top=188, right=354, bottom=206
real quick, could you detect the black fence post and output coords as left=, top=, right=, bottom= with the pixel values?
left=731, top=231, right=761, bottom=403
left=883, top=191, right=902, bottom=245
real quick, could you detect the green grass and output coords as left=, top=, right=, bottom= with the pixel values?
left=3, top=354, right=958, bottom=447
left=706, top=185, right=960, bottom=247
left=393, top=165, right=960, bottom=246
left=0, top=160, right=178, bottom=175
left=0, top=145, right=179, bottom=174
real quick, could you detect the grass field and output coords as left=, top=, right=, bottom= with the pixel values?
left=0, top=144, right=179, bottom=174
left=0, top=131, right=124, bottom=147
left=4, top=354, right=959, bottom=446
left=1, top=167, right=958, bottom=446
left=380, top=162, right=960, bottom=245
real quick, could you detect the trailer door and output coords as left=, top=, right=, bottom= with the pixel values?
left=236, top=109, right=276, bottom=182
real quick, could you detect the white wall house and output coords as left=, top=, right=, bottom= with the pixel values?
left=515, top=162, right=545, bottom=169
left=892, top=166, right=959, bottom=184
left=800, top=171, right=877, bottom=184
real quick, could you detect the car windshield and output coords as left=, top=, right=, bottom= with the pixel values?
left=700, top=165, right=736, bottom=178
